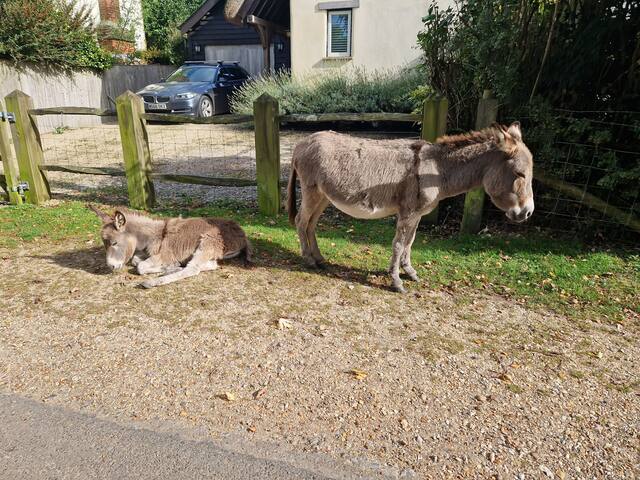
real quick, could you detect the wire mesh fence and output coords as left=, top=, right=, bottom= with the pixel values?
left=38, top=115, right=127, bottom=201
left=29, top=113, right=420, bottom=207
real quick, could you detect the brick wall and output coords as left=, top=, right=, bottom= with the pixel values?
left=98, top=0, right=120, bottom=22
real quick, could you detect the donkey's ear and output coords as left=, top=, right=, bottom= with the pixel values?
left=114, top=210, right=127, bottom=231
left=507, top=121, right=522, bottom=141
left=87, top=204, right=112, bottom=224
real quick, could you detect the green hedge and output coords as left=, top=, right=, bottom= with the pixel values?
left=231, top=68, right=426, bottom=115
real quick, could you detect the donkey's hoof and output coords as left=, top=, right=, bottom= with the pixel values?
left=407, top=272, right=420, bottom=282
left=392, top=283, right=407, bottom=294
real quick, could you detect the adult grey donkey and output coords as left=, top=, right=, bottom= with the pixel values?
left=287, top=122, right=534, bottom=293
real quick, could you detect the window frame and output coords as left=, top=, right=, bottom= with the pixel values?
left=326, top=9, right=352, bottom=58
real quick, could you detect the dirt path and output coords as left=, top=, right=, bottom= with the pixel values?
left=0, top=240, right=638, bottom=479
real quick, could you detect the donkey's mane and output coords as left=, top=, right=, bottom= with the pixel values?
left=436, top=124, right=511, bottom=149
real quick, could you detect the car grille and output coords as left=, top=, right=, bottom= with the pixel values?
left=157, top=96, right=171, bottom=103
left=142, top=95, right=155, bottom=103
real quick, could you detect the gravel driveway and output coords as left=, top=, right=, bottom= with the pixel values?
left=0, top=237, right=638, bottom=479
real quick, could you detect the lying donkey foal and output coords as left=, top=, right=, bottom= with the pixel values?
left=88, top=205, right=251, bottom=288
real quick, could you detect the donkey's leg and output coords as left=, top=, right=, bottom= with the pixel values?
left=306, top=197, right=330, bottom=267
left=400, top=220, right=420, bottom=281
left=140, top=242, right=215, bottom=289
left=296, top=185, right=326, bottom=268
left=389, top=215, right=421, bottom=293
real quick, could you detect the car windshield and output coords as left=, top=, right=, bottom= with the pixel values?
left=165, top=66, right=217, bottom=83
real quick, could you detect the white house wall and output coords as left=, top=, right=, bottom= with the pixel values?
left=290, top=0, right=455, bottom=73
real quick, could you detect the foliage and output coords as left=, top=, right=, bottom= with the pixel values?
left=232, top=68, right=425, bottom=115
left=96, top=20, right=136, bottom=43
left=0, top=0, right=114, bottom=71
left=418, top=0, right=640, bottom=124
left=141, top=0, right=202, bottom=64
left=417, top=0, right=640, bottom=223
left=0, top=200, right=637, bottom=322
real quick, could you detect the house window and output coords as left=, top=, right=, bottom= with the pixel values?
left=327, top=10, right=351, bottom=57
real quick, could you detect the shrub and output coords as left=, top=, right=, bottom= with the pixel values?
left=231, top=68, right=424, bottom=115
left=96, top=20, right=136, bottom=43
left=0, top=0, right=114, bottom=71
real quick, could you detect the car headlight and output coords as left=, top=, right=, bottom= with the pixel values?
left=175, top=92, right=197, bottom=100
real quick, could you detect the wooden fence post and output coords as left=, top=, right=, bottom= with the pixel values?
left=116, top=91, right=155, bottom=210
left=4, top=90, right=50, bottom=204
left=0, top=99, right=23, bottom=204
left=421, top=95, right=448, bottom=224
left=254, top=93, right=280, bottom=216
left=460, top=89, right=499, bottom=234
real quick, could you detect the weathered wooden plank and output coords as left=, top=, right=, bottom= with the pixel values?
left=254, top=93, right=281, bottom=216
left=141, top=112, right=254, bottom=125
left=280, top=112, right=422, bottom=123
left=29, top=107, right=116, bottom=117
left=4, top=90, right=51, bottom=204
left=150, top=173, right=257, bottom=187
left=40, top=164, right=270, bottom=188
left=0, top=99, right=23, bottom=204
left=116, top=91, right=155, bottom=210
left=534, top=169, right=640, bottom=233
left=460, top=90, right=499, bottom=234
left=41, top=165, right=125, bottom=176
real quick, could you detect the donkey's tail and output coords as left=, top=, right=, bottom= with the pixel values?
left=287, top=162, right=298, bottom=226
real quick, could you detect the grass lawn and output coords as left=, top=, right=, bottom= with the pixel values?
left=0, top=200, right=638, bottom=323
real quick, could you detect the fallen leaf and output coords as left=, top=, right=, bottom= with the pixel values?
left=497, top=373, right=513, bottom=383
left=218, top=392, right=236, bottom=401
left=347, top=368, right=368, bottom=380
left=275, top=318, right=293, bottom=330
left=247, top=426, right=256, bottom=433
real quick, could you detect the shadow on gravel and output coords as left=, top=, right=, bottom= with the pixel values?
left=249, top=237, right=394, bottom=291
left=31, top=247, right=112, bottom=276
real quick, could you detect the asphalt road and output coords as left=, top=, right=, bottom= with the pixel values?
left=0, top=393, right=387, bottom=480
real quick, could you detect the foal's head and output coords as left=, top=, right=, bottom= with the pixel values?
left=483, top=122, right=534, bottom=223
left=88, top=205, right=138, bottom=270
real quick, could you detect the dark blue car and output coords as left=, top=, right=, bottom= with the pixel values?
left=136, top=61, right=250, bottom=117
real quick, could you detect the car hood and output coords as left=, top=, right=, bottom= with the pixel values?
left=136, top=82, right=210, bottom=96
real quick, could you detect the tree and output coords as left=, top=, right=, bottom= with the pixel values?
left=141, top=0, right=204, bottom=64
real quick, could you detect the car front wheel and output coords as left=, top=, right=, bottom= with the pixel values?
left=198, top=96, right=214, bottom=117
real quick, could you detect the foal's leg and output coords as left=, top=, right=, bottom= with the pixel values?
left=400, top=220, right=420, bottom=281
left=295, top=185, right=326, bottom=268
left=137, top=255, right=165, bottom=275
left=140, top=241, right=216, bottom=289
left=389, top=215, right=421, bottom=293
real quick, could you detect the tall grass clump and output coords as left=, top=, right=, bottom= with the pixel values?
left=231, top=68, right=425, bottom=115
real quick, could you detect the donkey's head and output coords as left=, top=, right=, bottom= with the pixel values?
left=483, top=122, right=534, bottom=223
left=88, top=205, right=138, bottom=271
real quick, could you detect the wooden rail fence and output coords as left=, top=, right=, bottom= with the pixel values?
left=0, top=89, right=450, bottom=218
left=2, top=88, right=638, bottom=233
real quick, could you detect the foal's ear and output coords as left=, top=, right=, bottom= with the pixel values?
left=87, top=204, right=112, bottom=224
left=114, top=210, right=127, bottom=231
left=507, top=121, right=522, bottom=141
